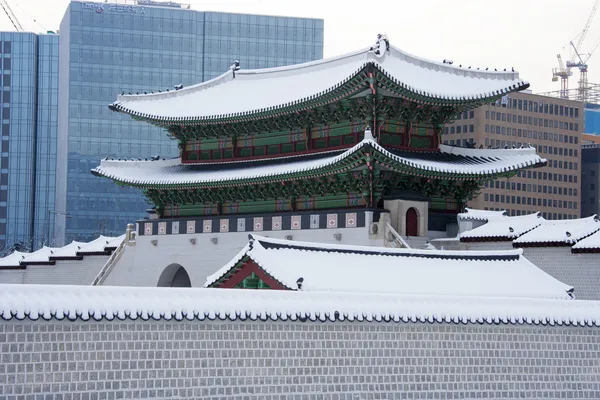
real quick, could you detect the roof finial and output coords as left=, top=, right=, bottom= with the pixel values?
left=370, top=33, right=389, bottom=59
left=364, top=126, right=375, bottom=141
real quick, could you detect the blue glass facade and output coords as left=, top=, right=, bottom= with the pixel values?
left=0, top=32, right=59, bottom=253
left=55, top=1, right=323, bottom=245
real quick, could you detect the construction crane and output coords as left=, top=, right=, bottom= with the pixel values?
left=0, top=0, right=23, bottom=32
left=552, top=54, right=572, bottom=99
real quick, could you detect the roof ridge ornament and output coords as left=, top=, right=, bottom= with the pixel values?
left=230, top=60, right=240, bottom=78
left=364, top=126, right=376, bottom=142
left=370, top=33, right=389, bottom=59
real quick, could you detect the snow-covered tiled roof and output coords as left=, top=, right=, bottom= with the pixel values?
left=460, top=212, right=544, bottom=241
left=0, top=235, right=125, bottom=268
left=457, top=208, right=507, bottom=221
left=571, top=229, right=600, bottom=253
left=21, top=247, right=59, bottom=264
left=109, top=43, right=528, bottom=122
left=48, top=241, right=86, bottom=259
left=206, top=235, right=572, bottom=300
left=91, top=134, right=546, bottom=187
left=3, top=283, right=598, bottom=326
left=0, top=251, right=27, bottom=268
left=76, top=235, right=124, bottom=254
left=513, top=215, right=600, bottom=246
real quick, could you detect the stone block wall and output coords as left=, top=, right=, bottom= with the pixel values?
left=523, top=247, right=600, bottom=300
left=1, top=319, right=600, bottom=399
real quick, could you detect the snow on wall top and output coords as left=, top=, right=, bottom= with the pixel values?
left=109, top=41, right=528, bottom=121
left=513, top=215, right=600, bottom=246
left=0, top=235, right=125, bottom=268
left=457, top=208, right=507, bottom=221
left=460, top=212, right=545, bottom=240
left=205, top=235, right=573, bottom=300
left=91, top=135, right=546, bottom=186
left=3, top=283, right=596, bottom=326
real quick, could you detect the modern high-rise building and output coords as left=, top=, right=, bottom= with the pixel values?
left=0, top=32, right=59, bottom=254
left=582, top=144, right=600, bottom=218
left=55, top=0, right=324, bottom=245
left=444, top=91, right=582, bottom=220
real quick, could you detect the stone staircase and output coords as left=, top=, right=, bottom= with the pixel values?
left=402, top=235, right=433, bottom=250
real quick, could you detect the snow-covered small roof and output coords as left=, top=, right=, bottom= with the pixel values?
left=76, top=235, right=124, bottom=254
left=206, top=235, right=572, bottom=300
left=48, top=241, right=86, bottom=259
left=571, top=229, right=600, bottom=253
left=92, top=135, right=546, bottom=187
left=460, top=212, right=544, bottom=241
left=21, top=247, right=59, bottom=264
left=514, top=215, right=600, bottom=246
left=0, top=251, right=27, bottom=268
left=110, top=43, right=528, bottom=122
left=2, top=284, right=598, bottom=326
left=458, top=208, right=507, bottom=221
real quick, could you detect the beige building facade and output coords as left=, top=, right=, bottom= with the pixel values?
left=444, top=92, right=582, bottom=219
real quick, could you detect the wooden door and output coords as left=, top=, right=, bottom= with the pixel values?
left=406, top=208, right=418, bottom=236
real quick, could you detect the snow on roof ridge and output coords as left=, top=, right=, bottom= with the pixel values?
left=248, top=234, right=525, bottom=257
left=461, top=212, right=545, bottom=240
left=0, top=251, right=28, bottom=267
left=49, top=241, right=87, bottom=258
left=572, top=228, right=600, bottom=250
left=114, top=47, right=371, bottom=104
left=514, top=215, right=600, bottom=245
left=3, top=282, right=591, bottom=325
left=21, top=246, right=60, bottom=263
left=458, top=208, right=507, bottom=221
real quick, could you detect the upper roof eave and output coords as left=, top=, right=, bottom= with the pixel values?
left=108, top=41, right=529, bottom=124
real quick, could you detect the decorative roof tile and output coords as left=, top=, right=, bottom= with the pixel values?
left=460, top=212, right=545, bottom=241
left=206, top=235, right=572, bottom=300
left=2, top=283, right=598, bottom=326
left=458, top=208, right=507, bottom=221
left=109, top=44, right=528, bottom=122
left=513, top=215, right=600, bottom=247
left=91, top=136, right=546, bottom=187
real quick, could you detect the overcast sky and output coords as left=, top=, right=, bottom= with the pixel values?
left=1, top=0, right=599, bottom=94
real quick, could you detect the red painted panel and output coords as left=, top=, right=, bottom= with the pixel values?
left=217, top=260, right=288, bottom=290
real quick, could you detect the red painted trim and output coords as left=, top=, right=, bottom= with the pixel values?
left=218, top=260, right=289, bottom=290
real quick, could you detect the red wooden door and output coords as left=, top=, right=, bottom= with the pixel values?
left=406, top=208, right=418, bottom=236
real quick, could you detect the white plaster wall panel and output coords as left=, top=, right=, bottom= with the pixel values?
left=523, top=248, right=600, bottom=300
left=102, top=226, right=379, bottom=288
left=0, top=257, right=108, bottom=286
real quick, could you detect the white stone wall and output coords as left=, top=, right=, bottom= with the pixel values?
left=522, top=247, right=600, bottom=300
left=0, top=256, right=108, bottom=286
left=103, top=225, right=381, bottom=288
left=1, top=319, right=599, bottom=399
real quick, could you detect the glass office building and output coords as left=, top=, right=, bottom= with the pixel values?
left=55, top=1, right=324, bottom=245
left=0, top=32, right=59, bottom=253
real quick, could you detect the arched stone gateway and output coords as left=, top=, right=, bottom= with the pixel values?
left=406, top=207, right=419, bottom=237
left=157, top=264, right=191, bottom=287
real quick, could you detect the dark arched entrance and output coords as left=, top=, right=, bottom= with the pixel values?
left=406, top=208, right=419, bottom=236
left=157, top=264, right=192, bottom=287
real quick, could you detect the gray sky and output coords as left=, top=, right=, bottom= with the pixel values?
left=2, top=0, right=599, bottom=94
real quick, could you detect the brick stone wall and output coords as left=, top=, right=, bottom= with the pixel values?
left=523, top=248, right=600, bottom=300
left=1, top=319, right=600, bottom=399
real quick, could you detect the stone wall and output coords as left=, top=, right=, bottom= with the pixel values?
left=1, top=320, right=600, bottom=399
left=523, top=247, right=600, bottom=300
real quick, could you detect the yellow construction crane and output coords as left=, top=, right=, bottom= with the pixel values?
left=0, top=0, right=23, bottom=32
left=552, top=54, right=572, bottom=99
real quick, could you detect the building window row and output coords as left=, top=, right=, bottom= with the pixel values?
left=483, top=124, right=580, bottom=141
left=483, top=207, right=577, bottom=220
left=484, top=180, right=578, bottom=196
left=486, top=110, right=579, bottom=131
left=483, top=193, right=578, bottom=210
left=455, top=110, right=475, bottom=120
left=491, top=97, right=579, bottom=119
